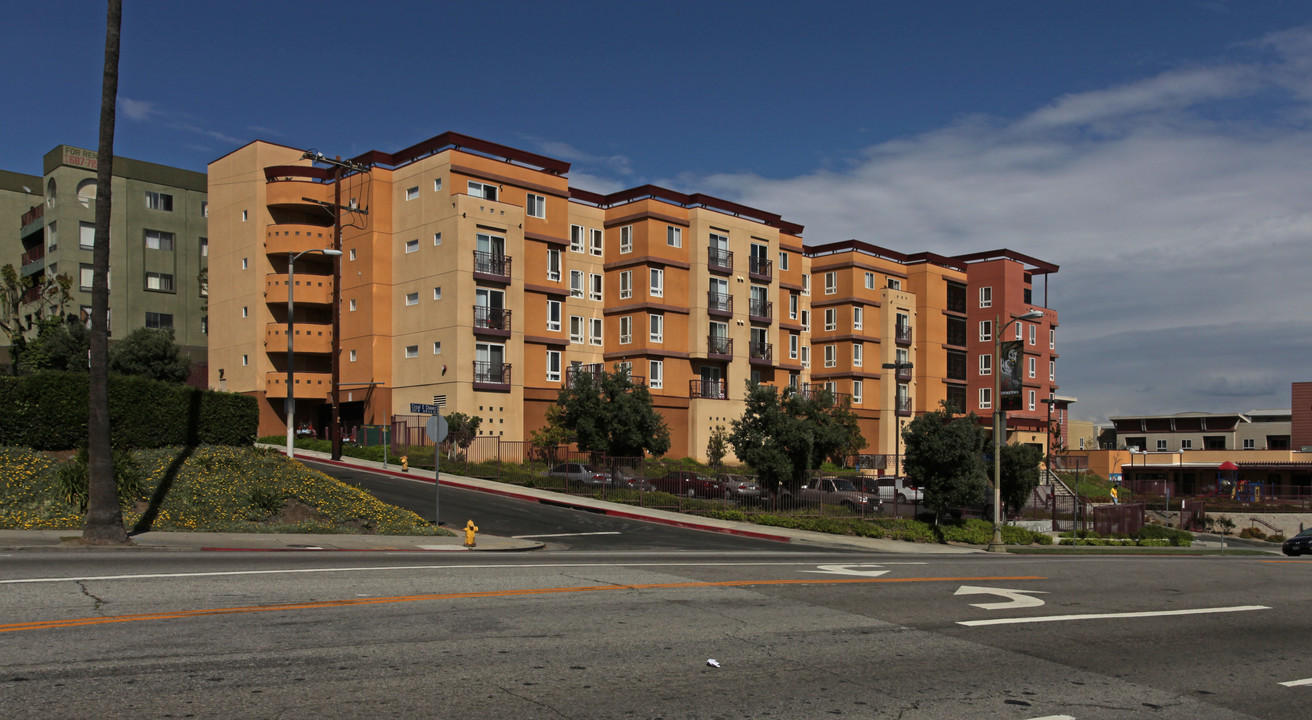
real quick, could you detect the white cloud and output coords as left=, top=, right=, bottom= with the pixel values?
left=522, top=135, right=634, bottom=177
left=119, top=97, right=157, bottom=121
left=687, top=26, right=1312, bottom=424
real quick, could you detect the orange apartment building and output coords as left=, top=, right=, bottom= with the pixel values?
left=207, top=132, right=1059, bottom=462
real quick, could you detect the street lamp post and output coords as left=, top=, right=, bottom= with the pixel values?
left=285, top=247, right=342, bottom=459
left=990, top=309, right=1046, bottom=552
left=882, top=361, right=913, bottom=477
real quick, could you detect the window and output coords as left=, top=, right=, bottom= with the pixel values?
left=349, top=349, right=357, bottom=362
left=801, top=346, right=810, bottom=368
left=979, top=387, right=992, bottom=410
left=620, top=316, right=633, bottom=344
left=433, top=287, right=442, bottom=300
left=1181, top=439, right=1193, bottom=450
left=649, top=268, right=664, bottom=297
left=1049, top=360, right=1055, bottom=381
left=546, top=350, right=561, bottom=382
left=145, top=230, right=174, bottom=251
left=864, top=272, right=875, bottom=289
left=145, top=312, right=173, bottom=329
left=620, top=226, right=633, bottom=253
left=590, top=228, right=603, bottom=256
left=405, top=238, right=419, bottom=254
left=570, top=225, right=584, bottom=253
left=617, top=361, right=633, bottom=377
left=802, top=274, right=810, bottom=295
left=405, top=292, right=419, bottom=306
left=649, top=360, right=663, bottom=389
left=80, top=221, right=96, bottom=249
left=824, top=272, right=837, bottom=295
left=242, top=210, right=248, bottom=222
left=824, top=308, right=837, bottom=331
left=406, top=186, right=419, bottom=201
left=979, top=320, right=992, bottom=342
left=786, top=293, right=797, bottom=320
left=853, top=343, right=863, bottom=367
left=145, top=190, right=173, bottom=211
left=589, top=318, right=603, bottom=345
left=526, top=193, right=545, bottom=218
left=349, top=299, right=357, bottom=312
left=79, top=264, right=93, bottom=290
left=979, top=354, right=991, bottom=375
left=547, top=248, right=561, bottom=281
left=1029, top=324, right=1037, bottom=345
left=1015, top=321, right=1023, bottom=340
left=547, top=300, right=561, bottom=332
left=801, top=310, right=810, bottom=331
left=589, top=273, right=603, bottom=301
left=887, top=278, right=902, bottom=290
left=1244, top=438, right=1255, bottom=450
left=650, top=314, right=664, bottom=343
left=468, top=181, right=497, bottom=200
left=667, top=226, right=682, bottom=247
left=569, top=316, right=584, bottom=343
left=1028, top=390, right=1036, bottom=411
left=241, top=257, right=248, bottom=269
left=789, top=333, right=798, bottom=359
left=405, top=345, right=419, bottom=359
left=349, top=248, right=357, bottom=261
left=853, top=307, right=863, bottom=331
left=242, top=354, right=249, bottom=366
left=620, top=271, right=633, bottom=299
left=145, top=272, right=175, bottom=292
left=434, top=178, right=443, bottom=191
left=201, top=201, right=208, bottom=218
left=46, top=221, right=57, bottom=251
left=1156, top=439, right=1168, bottom=451
left=979, top=286, right=992, bottom=308
left=433, top=341, right=441, bottom=354
left=824, top=344, right=837, bottom=368
left=1050, top=328, right=1055, bottom=349
left=434, top=232, right=442, bottom=245
left=779, top=252, right=789, bottom=271
left=570, top=270, right=584, bottom=298
left=1028, top=356, right=1036, bottom=378
left=853, top=380, right=863, bottom=404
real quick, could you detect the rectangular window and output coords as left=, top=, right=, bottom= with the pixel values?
left=1157, top=439, right=1168, bottom=451
left=1181, top=439, right=1193, bottom=450
left=619, top=271, right=633, bottom=299
left=46, top=221, right=56, bottom=252
left=243, top=354, right=249, bottom=366
left=979, top=387, right=992, bottom=410
left=620, top=226, right=633, bottom=254
left=853, top=343, right=863, bottom=367
left=801, top=346, right=810, bottom=368
left=144, top=230, right=175, bottom=251
left=887, top=278, right=902, bottom=290
left=789, top=333, right=798, bottom=359
left=649, top=268, right=664, bottom=297
left=589, top=318, right=603, bottom=345
left=201, top=202, right=208, bottom=218
left=405, top=238, right=419, bottom=254
left=650, top=314, right=664, bottom=343
left=980, top=320, right=992, bottom=342
left=789, top=293, right=798, bottom=319
left=241, top=257, right=248, bottom=269
left=1049, top=360, right=1055, bottom=381
left=979, top=286, right=992, bottom=308
left=824, top=345, right=837, bottom=368
left=1028, top=390, right=1036, bottom=411
left=547, top=300, right=561, bottom=332
left=569, top=316, right=584, bottom=343
left=570, top=270, right=584, bottom=298
left=1028, top=356, right=1036, bottom=378
left=145, top=272, right=175, bottom=292
left=434, top=178, right=443, bottom=191
left=853, top=380, right=863, bottom=404
left=145, top=190, right=174, bottom=211
left=979, top=354, right=991, bottom=375
left=853, top=307, right=863, bottom=331
left=405, top=345, right=419, bottom=358
left=570, top=225, right=584, bottom=253
left=649, top=360, right=663, bottom=389
left=667, top=226, right=682, bottom=247
left=80, top=221, right=96, bottom=249
left=590, top=228, right=603, bottom=256
left=802, top=274, right=810, bottom=295
left=1244, top=438, right=1255, bottom=450
left=1050, top=328, right=1055, bottom=349
left=1029, top=324, right=1037, bottom=345
left=349, top=299, right=357, bottom=312
left=433, top=341, right=442, bottom=355
left=468, top=181, right=497, bottom=200
left=434, top=232, right=442, bottom=245
left=242, top=210, right=248, bottom=222
left=145, top=312, right=173, bottom=329
left=589, top=273, right=603, bottom=301
left=779, top=252, right=789, bottom=271
left=547, top=248, right=561, bottom=281
left=825, top=272, right=837, bottom=295
left=801, top=310, right=810, bottom=331
left=1016, top=321, right=1023, bottom=340
left=546, top=350, right=561, bottom=382
left=620, top=316, right=633, bottom=344
left=406, top=186, right=419, bottom=201
left=526, top=193, right=545, bottom=218
left=349, top=248, right=357, bottom=261
left=864, top=272, right=875, bottom=289
left=349, top=349, right=357, bottom=362
left=824, top=308, right=837, bottom=331
left=433, top=287, right=442, bottom=300
left=405, top=291, right=419, bottom=306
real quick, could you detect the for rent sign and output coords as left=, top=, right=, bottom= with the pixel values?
left=62, top=147, right=98, bottom=170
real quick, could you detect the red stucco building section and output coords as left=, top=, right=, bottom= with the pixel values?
left=1293, top=382, right=1312, bottom=451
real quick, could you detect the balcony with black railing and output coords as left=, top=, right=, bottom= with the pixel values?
left=708, top=247, right=733, bottom=274
left=565, top=362, right=604, bottom=389
left=748, top=255, right=772, bottom=282
left=707, top=291, right=733, bottom=317
left=748, top=341, right=772, bottom=364
left=473, top=361, right=512, bottom=391
left=472, top=306, right=512, bottom=336
left=895, top=323, right=913, bottom=345
left=896, top=396, right=912, bottom=416
left=798, top=383, right=852, bottom=406
left=689, top=378, right=728, bottom=399
left=473, top=250, right=512, bottom=283
left=748, top=298, right=773, bottom=324
left=896, top=365, right=913, bottom=381
left=707, top=335, right=733, bottom=360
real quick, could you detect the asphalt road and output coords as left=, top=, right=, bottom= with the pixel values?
left=2, top=551, right=1309, bottom=719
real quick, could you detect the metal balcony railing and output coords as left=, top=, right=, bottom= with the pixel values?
left=748, top=255, right=772, bottom=281
left=896, top=396, right=912, bottom=415
left=472, top=305, right=512, bottom=333
left=707, top=291, right=733, bottom=316
left=708, top=247, right=733, bottom=273
left=473, top=250, right=511, bottom=280
left=689, top=378, right=728, bottom=399
left=896, top=323, right=913, bottom=345
left=473, top=361, right=512, bottom=388
left=748, top=298, right=773, bottom=322
left=707, top=335, right=733, bottom=357
left=748, top=341, right=772, bottom=363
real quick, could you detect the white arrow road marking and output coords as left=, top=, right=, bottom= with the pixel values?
left=1279, top=677, right=1312, bottom=687
left=955, top=585, right=1048, bottom=610
left=804, top=564, right=891, bottom=577
left=959, top=605, right=1270, bottom=627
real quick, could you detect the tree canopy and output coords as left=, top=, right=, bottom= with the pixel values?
left=551, top=365, right=670, bottom=458
left=999, top=442, right=1043, bottom=515
left=902, top=403, right=989, bottom=521
left=728, top=383, right=865, bottom=494
left=443, top=411, right=483, bottom=459
left=108, top=327, right=192, bottom=384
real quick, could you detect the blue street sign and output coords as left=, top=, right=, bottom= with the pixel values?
left=410, top=403, right=440, bottom=414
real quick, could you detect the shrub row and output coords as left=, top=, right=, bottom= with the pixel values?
left=1058, top=538, right=1170, bottom=547
left=0, top=371, right=257, bottom=449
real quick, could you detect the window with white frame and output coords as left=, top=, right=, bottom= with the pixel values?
left=620, top=316, right=633, bottom=344
left=241, top=306, right=248, bottom=318
left=979, top=354, right=991, bottom=375
left=590, top=228, right=603, bottom=256
left=1016, top=321, right=1023, bottom=340
left=853, top=307, right=863, bottom=331
left=589, top=317, right=603, bottom=345
left=801, top=310, right=810, bottom=331
left=433, top=232, right=442, bottom=245
left=617, top=361, right=632, bottom=378
left=80, top=221, right=95, bottom=249
left=589, top=273, right=603, bottom=301
left=667, top=225, right=682, bottom=247
left=434, top=178, right=443, bottom=191
left=405, top=291, right=419, bottom=306
left=649, top=360, right=663, bottom=389
left=405, top=238, right=419, bottom=254
left=433, top=341, right=442, bottom=354
left=526, top=193, right=545, bottom=218
left=824, top=308, right=837, bottom=331
left=1028, top=356, right=1036, bottom=378
left=979, top=387, right=992, bottom=409
left=1049, top=360, right=1055, bottom=381
left=1028, top=390, right=1036, bottom=411
left=406, top=186, right=419, bottom=201
left=1156, top=439, right=1168, bottom=451
left=864, top=272, right=875, bottom=289
left=433, top=287, right=444, bottom=300
left=348, top=349, right=357, bottom=363
left=144, top=230, right=174, bottom=251
left=349, top=248, right=357, bottom=261
left=789, top=293, right=798, bottom=319
left=979, top=286, right=992, bottom=308
left=570, top=270, right=584, bottom=298
left=570, top=225, right=584, bottom=253
left=1029, top=323, right=1037, bottom=345
left=853, top=380, right=863, bottom=404
left=619, top=270, right=633, bottom=299
left=887, top=278, right=902, bottom=290
left=1244, top=438, right=1255, bottom=449
left=145, top=190, right=173, bottom=211
left=468, top=181, right=497, bottom=200
left=649, top=268, right=664, bottom=297
left=620, top=225, right=633, bottom=253
left=853, top=343, right=863, bottom=367
left=569, top=316, right=583, bottom=343
left=824, top=272, right=837, bottom=295
left=145, top=272, right=174, bottom=292
left=547, top=300, right=561, bottom=332
left=779, top=251, right=789, bottom=271
left=349, top=299, right=357, bottom=312
left=547, top=248, right=561, bottom=281
left=980, top=320, right=992, bottom=342
left=801, top=345, right=810, bottom=368
left=1050, top=328, right=1055, bottom=349
left=546, top=350, right=561, bottom=382
left=824, top=344, right=837, bottom=368
left=802, top=274, right=810, bottom=295
left=789, top=333, right=798, bottom=359
left=405, top=345, right=419, bottom=359
left=650, top=314, right=664, bottom=343
left=1181, top=439, right=1193, bottom=450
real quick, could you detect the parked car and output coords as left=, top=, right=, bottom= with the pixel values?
left=609, top=466, right=656, bottom=492
left=546, top=463, right=611, bottom=488
left=715, top=474, right=762, bottom=504
left=652, top=471, right=722, bottom=498
left=852, top=476, right=923, bottom=504
left=1283, top=527, right=1312, bottom=556
left=799, top=477, right=882, bottom=514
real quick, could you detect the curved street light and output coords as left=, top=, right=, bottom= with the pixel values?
left=881, top=361, right=913, bottom=477
left=990, top=308, right=1046, bottom=551
left=286, top=247, right=342, bottom=459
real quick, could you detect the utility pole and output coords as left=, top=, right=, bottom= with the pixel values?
left=299, top=150, right=369, bottom=461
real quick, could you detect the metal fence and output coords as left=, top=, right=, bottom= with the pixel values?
left=1093, top=502, right=1144, bottom=536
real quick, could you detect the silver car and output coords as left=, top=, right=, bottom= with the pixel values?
left=546, top=463, right=610, bottom=487
left=716, top=474, right=762, bottom=503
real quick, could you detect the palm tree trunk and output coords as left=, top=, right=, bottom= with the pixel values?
left=83, top=0, right=127, bottom=544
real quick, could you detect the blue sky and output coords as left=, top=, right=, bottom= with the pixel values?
left=5, top=1, right=1312, bottom=424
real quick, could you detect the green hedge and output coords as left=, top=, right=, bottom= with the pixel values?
left=0, top=371, right=257, bottom=449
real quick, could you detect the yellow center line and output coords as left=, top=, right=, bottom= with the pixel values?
left=1, top=575, right=1044, bottom=634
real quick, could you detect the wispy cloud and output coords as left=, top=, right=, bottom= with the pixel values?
left=118, top=98, right=246, bottom=149
left=522, top=135, right=635, bottom=177
left=119, top=97, right=157, bottom=121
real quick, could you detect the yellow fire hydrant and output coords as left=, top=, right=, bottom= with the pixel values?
left=400, top=455, right=408, bottom=472
left=463, top=519, right=478, bottom=548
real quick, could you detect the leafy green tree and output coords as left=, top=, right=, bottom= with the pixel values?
left=729, top=383, right=865, bottom=494
left=18, top=317, right=90, bottom=373
left=902, top=403, right=989, bottom=522
left=443, top=412, right=483, bottom=459
left=706, top=424, right=730, bottom=467
left=529, top=404, right=572, bottom=466
left=0, top=267, right=75, bottom=375
left=999, top=442, right=1043, bottom=515
left=555, top=365, right=670, bottom=458
left=108, top=327, right=192, bottom=383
